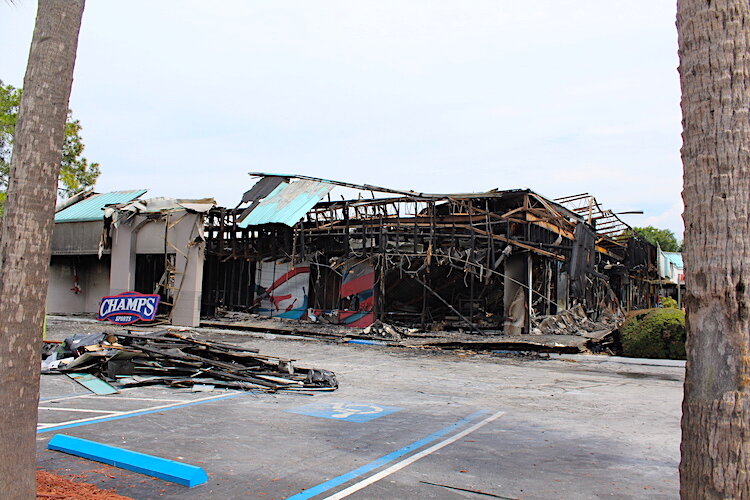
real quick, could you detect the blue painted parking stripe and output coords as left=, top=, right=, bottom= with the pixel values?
left=345, top=340, right=386, bottom=346
left=37, top=393, right=244, bottom=434
left=285, top=410, right=489, bottom=500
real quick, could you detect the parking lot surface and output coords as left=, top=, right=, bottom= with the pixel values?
left=38, top=318, right=683, bottom=499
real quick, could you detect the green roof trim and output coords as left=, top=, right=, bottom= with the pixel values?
left=55, top=190, right=147, bottom=223
left=239, top=180, right=333, bottom=227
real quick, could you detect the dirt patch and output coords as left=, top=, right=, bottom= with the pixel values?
left=37, top=470, right=131, bottom=499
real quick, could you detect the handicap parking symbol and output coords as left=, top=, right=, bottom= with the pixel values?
left=286, top=400, right=402, bottom=422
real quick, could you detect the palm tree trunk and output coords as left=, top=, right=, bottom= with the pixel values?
left=0, top=1, right=85, bottom=497
left=678, top=0, right=750, bottom=497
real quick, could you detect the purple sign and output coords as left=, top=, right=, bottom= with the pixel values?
left=98, top=291, right=160, bottom=325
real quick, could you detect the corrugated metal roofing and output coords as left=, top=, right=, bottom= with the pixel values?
left=663, top=252, right=683, bottom=268
left=55, top=190, right=147, bottom=223
left=239, top=180, right=333, bottom=227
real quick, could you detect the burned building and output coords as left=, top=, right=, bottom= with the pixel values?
left=200, top=174, right=660, bottom=334
left=47, top=174, right=660, bottom=334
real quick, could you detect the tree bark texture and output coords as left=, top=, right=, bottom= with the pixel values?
left=678, top=0, right=750, bottom=498
left=0, top=1, right=85, bottom=498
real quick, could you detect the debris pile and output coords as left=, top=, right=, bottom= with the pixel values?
left=530, top=304, right=620, bottom=337
left=361, top=320, right=413, bottom=340
left=42, top=330, right=338, bottom=392
left=528, top=304, right=622, bottom=354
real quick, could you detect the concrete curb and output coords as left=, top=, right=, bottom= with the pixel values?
left=548, top=353, right=685, bottom=368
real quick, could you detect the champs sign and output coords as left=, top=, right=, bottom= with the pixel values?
left=98, top=292, right=160, bottom=325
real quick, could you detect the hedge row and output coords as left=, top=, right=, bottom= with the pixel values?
left=620, top=307, right=686, bottom=360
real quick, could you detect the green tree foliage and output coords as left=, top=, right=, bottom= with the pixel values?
left=0, top=81, right=18, bottom=185
left=620, top=308, right=686, bottom=360
left=59, top=118, right=101, bottom=197
left=631, top=225, right=682, bottom=252
left=0, top=80, right=99, bottom=210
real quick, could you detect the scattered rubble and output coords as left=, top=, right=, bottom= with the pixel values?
left=403, top=333, right=590, bottom=354
left=41, top=329, right=338, bottom=392
left=530, top=304, right=620, bottom=337
left=528, top=304, right=622, bottom=353
left=201, top=312, right=620, bottom=354
left=362, top=320, right=418, bottom=340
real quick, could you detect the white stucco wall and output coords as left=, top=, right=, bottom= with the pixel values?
left=47, top=255, right=111, bottom=314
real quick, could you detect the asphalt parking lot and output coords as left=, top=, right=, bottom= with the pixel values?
left=38, top=318, right=683, bottom=499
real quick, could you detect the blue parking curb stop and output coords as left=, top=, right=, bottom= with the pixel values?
left=47, top=434, right=208, bottom=487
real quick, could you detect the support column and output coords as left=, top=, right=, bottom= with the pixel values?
left=503, top=252, right=528, bottom=335
left=109, top=219, right=137, bottom=295
left=169, top=213, right=205, bottom=327
left=527, top=253, right=533, bottom=329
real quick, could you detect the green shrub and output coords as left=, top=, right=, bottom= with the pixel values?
left=620, top=308, right=686, bottom=359
left=659, top=296, right=679, bottom=309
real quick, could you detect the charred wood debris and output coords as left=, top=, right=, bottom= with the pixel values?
left=41, top=330, right=337, bottom=392
left=202, top=310, right=617, bottom=355
left=198, top=175, right=659, bottom=355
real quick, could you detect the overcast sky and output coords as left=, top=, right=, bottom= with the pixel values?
left=1, top=1, right=683, bottom=235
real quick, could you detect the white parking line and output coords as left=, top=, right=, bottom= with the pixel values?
left=323, top=410, right=505, bottom=500
left=38, top=407, right=122, bottom=414
left=40, top=388, right=140, bottom=403
left=40, top=389, right=191, bottom=406
left=36, top=392, right=240, bottom=429
left=78, top=395, right=186, bottom=403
